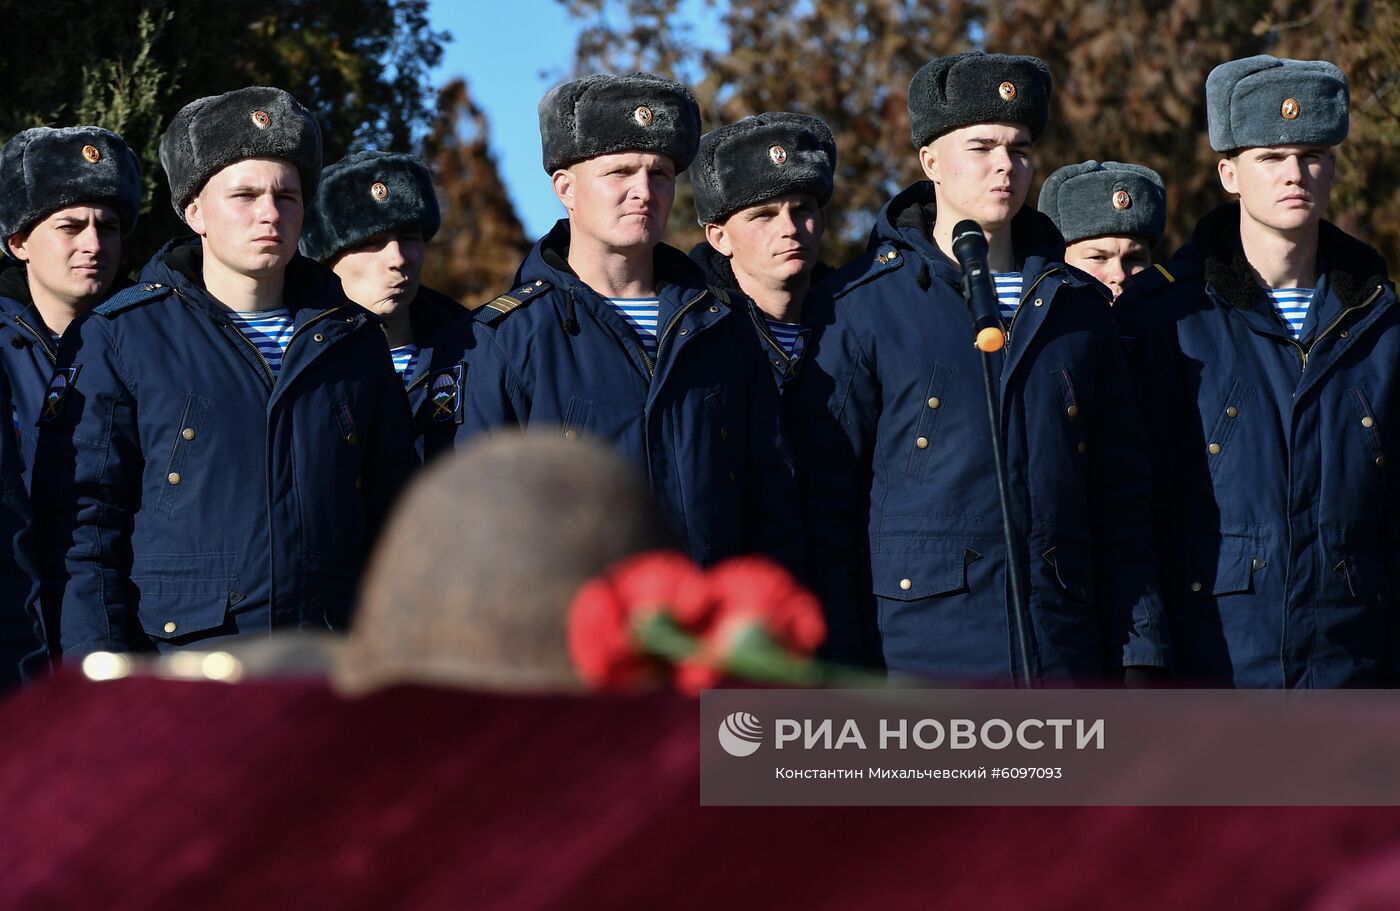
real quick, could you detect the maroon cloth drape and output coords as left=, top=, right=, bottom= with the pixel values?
left=3, top=673, right=1399, bottom=910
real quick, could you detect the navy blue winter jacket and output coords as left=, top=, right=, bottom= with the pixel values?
left=34, top=238, right=419, bottom=657
left=793, top=182, right=1168, bottom=682
left=0, top=363, right=44, bottom=687
left=1118, top=203, right=1400, bottom=687
left=0, top=263, right=130, bottom=489
left=426, top=219, right=803, bottom=571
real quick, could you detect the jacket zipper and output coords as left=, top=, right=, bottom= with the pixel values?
left=751, top=309, right=793, bottom=376
left=13, top=316, right=57, bottom=364
left=1286, top=284, right=1382, bottom=371
left=643, top=289, right=710, bottom=378
left=1003, top=269, right=1057, bottom=346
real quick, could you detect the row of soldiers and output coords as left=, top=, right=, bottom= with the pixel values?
left=0, top=48, right=1389, bottom=690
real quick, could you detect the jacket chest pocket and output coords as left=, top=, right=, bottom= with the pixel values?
left=905, top=363, right=955, bottom=480
left=153, top=394, right=212, bottom=519
left=331, top=400, right=366, bottom=493
left=562, top=395, right=592, bottom=441
left=704, top=389, right=743, bottom=485
left=1346, top=387, right=1387, bottom=469
left=1204, top=377, right=1256, bottom=477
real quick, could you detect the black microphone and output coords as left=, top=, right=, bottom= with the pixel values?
left=950, top=219, right=1006, bottom=353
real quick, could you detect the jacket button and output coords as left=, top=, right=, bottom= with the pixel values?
left=564, top=430, right=578, bottom=441
left=346, top=433, right=357, bottom=445
left=1377, top=456, right=1386, bottom=468
left=163, top=621, right=177, bottom=633
left=1190, top=582, right=1202, bottom=592
left=167, top=472, right=182, bottom=485
left=182, top=428, right=196, bottom=440
left=355, top=477, right=363, bottom=491
left=709, top=305, right=720, bottom=313
left=728, top=471, right=736, bottom=482
left=1208, top=443, right=1222, bottom=455
left=313, top=333, right=325, bottom=343
left=679, top=328, right=689, bottom=336
left=1226, top=406, right=1238, bottom=418
left=927, top=397, right=941, bottom=409
left=1077, top=441, right=1088, bottom=454
left=1251, top=558, right=1266, bottom=571
left=899, top=578, right=912, bottom=591
left=916, top=436, right=929, bottom=449
left=774, top=359, right=782, bottom=367
left=1033, top=298, right=1044, bottom=307
left=1066, top=405, right=1079, bottom=419
left=1362, top=416, right=1375, bottom=428
left=720, top=427, right=729, bottom=440
left=1340, top=330, right=1350, bottom=339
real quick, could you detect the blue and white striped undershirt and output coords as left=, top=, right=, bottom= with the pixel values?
left=1267, top=287, right=1315, bottom=339
left=390, top=343, right=420, bottom=384
left=764, top=317, right=804, bottom=359
left=226, top=308, right=294, bottom=379
left=607, top=297, right=660, bottom=357
left=993, top=272, right=1023, bottom=321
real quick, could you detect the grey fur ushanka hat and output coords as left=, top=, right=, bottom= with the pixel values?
left=538, top=73, right=701, bottom=174
left=0, top=126, right=142, bottom=241
left=908, top=51, right=1053, bottom=147
left=300, top=151, right=441, bottom=263
left=159, top=85, right=323, bottom=218
left=1038, top=160, right=1166, bottom=246
left=691, top=112, right=837, bottom=225
left=1206, top=55, right=1348, bottom=153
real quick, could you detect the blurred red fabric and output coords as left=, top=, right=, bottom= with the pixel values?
left=3, top=672, right=1399, bottom=910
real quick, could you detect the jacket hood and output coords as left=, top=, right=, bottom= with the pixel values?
left=517, top=219, right=708, bottom=295
left=687, top=239, right=833, bottom=299
left=141, top=236, right=354, bottom=316
left=872, top=180, right=1067, bottom=265
left=0, top=262, right=32, bottom=311
left=409, top=285, right=467, bottom=343
left=1186, top=202, right=1389, bottom=311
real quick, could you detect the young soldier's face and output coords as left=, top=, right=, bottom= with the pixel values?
left=331, top=229, right=427, bottom=319
left=1063, top=235, right=1152, bottom=301
left=920, top=122, right=1033, bottom=233
left=6, top=203, right=122, bottom=308
left=1218, top=144, right=1335, bottom=233
left=186, top=157, right=304, bottom=279
left=704, top=193, right=825, bottom=291
left=553, top=151, right=676, bottom=253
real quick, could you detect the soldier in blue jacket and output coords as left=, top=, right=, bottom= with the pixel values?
left=34, top=86, right=418, bottom=658
left=1038, top=160, right=1167, bottom=302
left=301, top=151, right=465, bottom=441
left=428, top=74, right=802, bottom=570
left=0, top=127, right=143, bottom=487
left=1118, top=57, right=1397, bottom=687
left=794, top=52, right=1168, bottom=682
left=688, top=112, right=837, bottom=390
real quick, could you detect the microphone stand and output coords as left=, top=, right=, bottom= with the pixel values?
left=957, top=249, right=1038, bottom=690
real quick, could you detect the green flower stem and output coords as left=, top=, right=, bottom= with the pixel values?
left=634, top=612, right=700, bottom=664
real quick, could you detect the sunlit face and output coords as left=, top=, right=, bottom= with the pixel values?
left=704, top=193, right=825, bottom=292
left=185, top=157, right=303, bottom=279
left=330, top=229, right=427, bottom=319
left=920, top=122, right=1034, bottom=233
left=6, top=203, right=122, bottom=309
left=1218, top=144, right=1335, bottom=234
left=1063, top=235, right=1153, bottom=301
left=552, top=151, right=676, bottom=253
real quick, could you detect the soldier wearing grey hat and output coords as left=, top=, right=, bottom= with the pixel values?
left=0, top=126, right=142, bottom=488
left=33, top=86, right=418, bottom=660
left=1119, top=56, right=1398, bottom=687
left=425, top=73, right=803, bottom=573
left=1038, top=160, right=1166, bottom=301
left=792, top=51, right=1167, bottom=683
left=302, top=151, right=464, bottom=443
left=689, top=112, right=836, bottom=389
